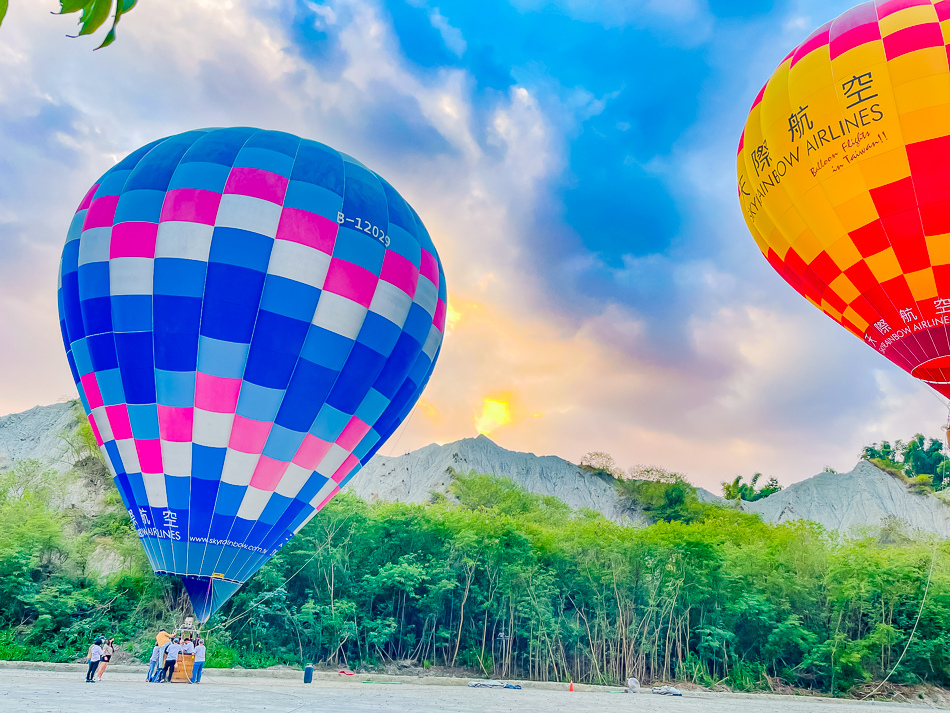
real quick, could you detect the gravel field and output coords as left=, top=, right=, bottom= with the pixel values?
left=0, top=668, right=935, bottom=713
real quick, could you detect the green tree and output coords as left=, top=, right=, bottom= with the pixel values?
left=722, top=473, right=782, bottom=502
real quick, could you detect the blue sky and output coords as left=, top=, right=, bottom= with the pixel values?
left=0, top=0, right=946, bottom=488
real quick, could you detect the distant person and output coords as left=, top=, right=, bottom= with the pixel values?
left=190, top=639, right=206, bottom=684
left=159, top=637, right=182, bottom=682
left=147, top=642, right=161, bottom=682
left=95, top=638, right=115, bottom=681
left=85, top=637, right=104, bottom=683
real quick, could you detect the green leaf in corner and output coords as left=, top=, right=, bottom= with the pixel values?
left=96, top=25, right=116, bottom=48
left=77, top=0, right=110, bottom=36
left=96, top=0, right=137, bottom=50
left=59, top=0, right=91, bottom=14
left=0, top=0, right=8, bottom=29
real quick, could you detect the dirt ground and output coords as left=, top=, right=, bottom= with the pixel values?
left=0, top=667, right=941, bottom=713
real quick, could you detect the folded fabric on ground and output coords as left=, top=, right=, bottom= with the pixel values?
left=651, top=685, right=682, bottom=696
left=468, top=680, right=522, bottom=689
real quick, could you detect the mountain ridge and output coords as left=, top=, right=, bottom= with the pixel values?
left=2, top=402, right=948, bottom=536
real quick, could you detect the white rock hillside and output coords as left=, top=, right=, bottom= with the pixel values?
left=742, top=460, right=950, bottom=537
left=0, top=401, right=79, bottom=472
left=2, top=403, right=949, bottom=536
left=347, top=434, right=650, bottom=525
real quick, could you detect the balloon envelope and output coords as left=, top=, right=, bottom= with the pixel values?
left=58, top=129, right=447, bottom=620
left=737, top=1, right=950, bottom=397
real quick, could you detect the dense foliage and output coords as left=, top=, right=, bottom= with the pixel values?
left=862, top=434, right=950, bottom=492
left=0, top=453, right=948, bottom=694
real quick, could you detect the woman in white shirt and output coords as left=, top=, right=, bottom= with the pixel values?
left=85, top=638, right=103, bottom=683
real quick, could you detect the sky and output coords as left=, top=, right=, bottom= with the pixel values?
left=0, top=0, right=947, bottom=491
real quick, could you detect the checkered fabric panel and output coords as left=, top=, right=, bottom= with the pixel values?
left=738, top=0, right=950, bottom=398
left=58, top=129, right=447, bottom=620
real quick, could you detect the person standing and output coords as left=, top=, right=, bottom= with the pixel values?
left=147, top=643, right=161, bottom=682
left=95, top=638, right=115, bottom=682
left=182, top=638, right=194, bottom=656
left=190, top=639, right=206, bottom=684
left=85, top=637, right=103, bottom=683
left=159, top=637, right=182, bottom=683
left=156, top=628, right=171, bottom=647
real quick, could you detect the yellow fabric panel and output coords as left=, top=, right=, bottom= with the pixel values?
left=787, top=50, right=833, bottom=101
left=790, top=230, right=823, bottom=264
left=865, top=247, right=903, bottom=283
left=886, top=45, right=948, bottom=85
left=941, top=18, right=950, bottom=43
left=822, top=305, right=844, bottom=322
left=894, top=74, right=950, bottom=114
left=831, top=42, right=886, bottom=73
left=905, top=267, right=939, bottom=301
left=819, top=165, right=868, bottom=204
left=795, top=185, right=846, bottom=245
left=898, top=104, right=950, bottom=144
left=831, top=192, right=878, bottom=233
left=842, top=305, right=870, bottom=333
left=826, top=238, right=863, bottom=273
left=758, top=60, right=793, bottom=129
left=858, top=147, right=911, bottom=189
left=925, top=233, right=950, bottom=266
left=829, top=271, right=862, bottom=304
left=878, top=5, right=938, bottom=37
left=765, top=223, right=790, bottom=259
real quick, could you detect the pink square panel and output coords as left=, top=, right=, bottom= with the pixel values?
left=228, top=415, right=272, bottom=454
left=195, top=373, right=242, bottom=414
left=323, top=258, right=379, bottom=308
left=224, top=167, right=289, bottom=205
left=275, top=207, right=337, bottom=253
left=249, top=456, right=290, bottom=492
left=158, top=405, right=194, bottom=442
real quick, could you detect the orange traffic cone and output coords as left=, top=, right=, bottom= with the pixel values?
left=569, top=681, right=574, bottom=692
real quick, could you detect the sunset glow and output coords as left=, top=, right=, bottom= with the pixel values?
left=474, top=397, right=512, bottom=435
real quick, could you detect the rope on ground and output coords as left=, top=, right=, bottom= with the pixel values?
left=860, top=541, right=939, bottom=700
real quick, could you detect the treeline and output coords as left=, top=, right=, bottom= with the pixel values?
left=1, top=460, right=948, bottom=694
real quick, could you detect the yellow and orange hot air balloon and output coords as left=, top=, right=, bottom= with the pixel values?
left=738, top=0, right=950, bottom=398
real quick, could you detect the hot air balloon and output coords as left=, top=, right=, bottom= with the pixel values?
left=58, top=128, right=447, bottom=621
left=737, top=0, right=950, bottom=398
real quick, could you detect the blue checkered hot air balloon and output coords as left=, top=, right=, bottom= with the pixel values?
left=58, top=128, right=447, bottom=621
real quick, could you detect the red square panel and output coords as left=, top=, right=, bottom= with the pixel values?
left=881, top=208, right=925, bottom=242
left=907, top=134, right=950, bottom=175
left=912, top=169, right=950, bottom=205
left=808, top=250, right=843, bottom=284
left=932, top=263, right=950, bottom=293
left=821, top=287, right=847, bottom=313
left=870, top=176, right=917, bottom=217
left=783, top=247, right=807, bottom=277
left=920, top=199, right=950, bottom=235
left=845, top=259, right=880, bottom=292
left=850, top=220, right=891, bottom=257
left=890, top=235, right=931, bottom=273
left=881, top=275, right=915, bottom=307
left=849, top=295, right=881, bottom=326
